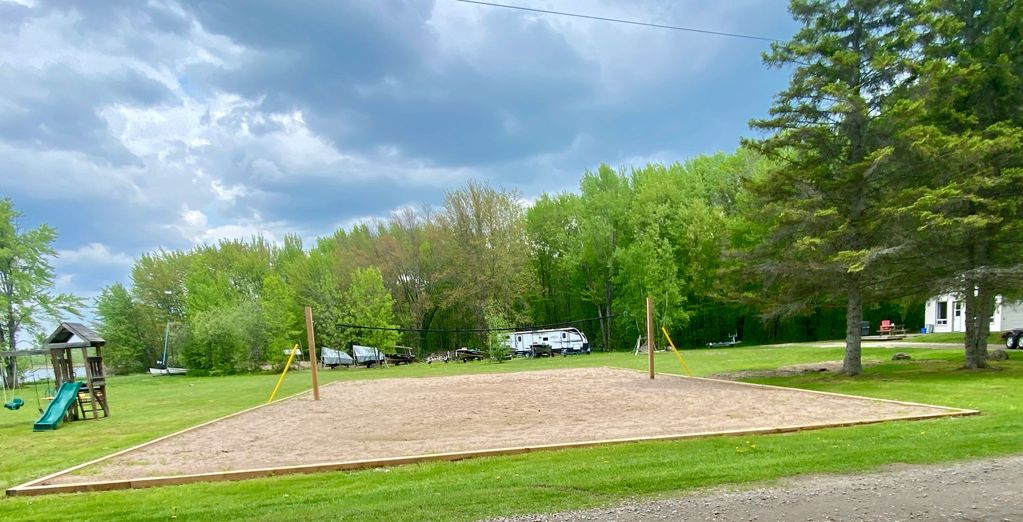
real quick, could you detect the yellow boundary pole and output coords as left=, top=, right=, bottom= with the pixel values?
left=661, top=326, right=693, bottom=377
left=267, top=344, right=301, bottom=404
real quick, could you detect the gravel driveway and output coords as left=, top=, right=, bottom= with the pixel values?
left=486, top=455, right=1023, bottom=521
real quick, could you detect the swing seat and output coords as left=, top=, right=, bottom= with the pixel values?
left=4, top=397, right=24, bottom=410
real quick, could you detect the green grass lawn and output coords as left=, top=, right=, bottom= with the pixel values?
left=903, top=331, right=1005, bottom=344
left=1, top=346, right=1020, bottom=521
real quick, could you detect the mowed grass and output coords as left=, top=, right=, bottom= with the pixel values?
left=904, top=331, right=1005, bottom=344
left=1, top=345, right=1020, bottom=521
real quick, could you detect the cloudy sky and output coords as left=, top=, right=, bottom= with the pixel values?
left=0, top=0, right=798, bottom=313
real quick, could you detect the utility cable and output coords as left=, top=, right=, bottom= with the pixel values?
left=451, top=0, right=781, bottom=42
left=333, top=313, right=623, bottom=334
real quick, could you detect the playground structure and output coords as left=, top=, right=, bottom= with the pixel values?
left=34, top=322, right=109, bottom=430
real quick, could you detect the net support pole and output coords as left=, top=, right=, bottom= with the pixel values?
left=305, top=306, right=320, bottom=401
left=646, top=296, right=655, bottom=379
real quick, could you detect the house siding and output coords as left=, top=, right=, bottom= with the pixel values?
left=1002, top=302, right=1023, bottom=330
left=922, top=294, right=1021, bottom=333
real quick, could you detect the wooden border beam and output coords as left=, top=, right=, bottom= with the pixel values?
left=7, top=406, right=977, bottom=497
left=5, top=369, right=979, bottom=497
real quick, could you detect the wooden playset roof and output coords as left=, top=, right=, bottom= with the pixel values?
left=43, top=322, right=106, bottom=348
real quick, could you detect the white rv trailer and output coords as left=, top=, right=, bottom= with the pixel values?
left=504, top=327, right=590, bottom=356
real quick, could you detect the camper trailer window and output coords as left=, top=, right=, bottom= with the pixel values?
left=543, top=337, right=548, bottom=342
left=517, top=336, right=521, bottom=342
left=562, top=332, right=566, bottom=339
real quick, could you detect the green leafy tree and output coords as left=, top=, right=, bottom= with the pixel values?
left=435, top=181, right=534, bottom=344
left=260, top=273, right=302, bottom=366
left=375, top=208, right=442, bottom=354
left=0, top=198, right=83, bottom=387
left=484, top=303, right=511, bottom=362
left=95, top=283, right=148, bottom=373
left=745, top=0, right=915, bottom=375
left=574, top=166, right=631, bottom=350
left=183, top=301, right=259, bottom=375
left=342, top=266, right=399, bottom=350
left=614, top=163, right=725, bottom=337
left=525, top=193, right=586, bottom=327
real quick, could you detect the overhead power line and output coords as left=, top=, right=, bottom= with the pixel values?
left=452, top=0, right=780, bottom=42
left=334, top=313, right=624, bottom=334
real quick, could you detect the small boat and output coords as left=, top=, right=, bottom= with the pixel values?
left=148, top=366, right=188, bottom=374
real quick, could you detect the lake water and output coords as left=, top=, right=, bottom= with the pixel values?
left=21, top=366, right=86, bottom=384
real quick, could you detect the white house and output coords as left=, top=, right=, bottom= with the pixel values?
left=924, top=294, right=1023, bottom=333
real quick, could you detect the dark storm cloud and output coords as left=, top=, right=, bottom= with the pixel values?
left=0, top=65, right=174, bottom=165
left=178, top=0, right=597, bottom=166
left=0, top=0, right=801, bottom=312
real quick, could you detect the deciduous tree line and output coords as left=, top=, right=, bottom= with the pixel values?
left=7, top=1, right=1021, bottom=377
left=91, top=150, right=898, bottom=375
left=95, top=1, right=1021, bottom=375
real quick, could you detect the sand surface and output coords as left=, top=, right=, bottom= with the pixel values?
left=47, top=367, right=959, bottom=485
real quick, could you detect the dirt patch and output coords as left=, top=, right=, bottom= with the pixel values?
left=41, top=367, right=964, bottom=486
left=712, top=360, right=883, bottom=380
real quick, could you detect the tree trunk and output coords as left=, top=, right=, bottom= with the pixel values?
left=3, top=312, right=16, bottom=388
left=963, top=283, right=991, bottom=369
left=418, top=307, right=437, bottom=355
left=598, top=304, right=611, bottom=352
left=2, top=356, right=15, bottom=389
left=843, top=280, right=863, bottom=376
left=602, top=301, right=612, bottom=352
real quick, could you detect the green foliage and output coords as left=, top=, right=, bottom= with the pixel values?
left=887, top=0, right=1023, bottom=367
left=742, top=0, right=917, bottom=374
left=94, top=283, right=148, bottom=374
left=436, top=181, right=534, bottom=341
left=259, top=273, right=301, bottom=366
left=342, top=266, right=399, bottom=350
left=183, top=301, right=260, bottom=374
left=0, top=198, right=83, bottom=387
left=1, top=348, right=1021, bottom=521
left=484, top=304, right=511, bottom=362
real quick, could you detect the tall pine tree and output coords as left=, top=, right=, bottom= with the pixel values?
left=895, top=0, right=1023, bottom=367
left=745, top=0, right=915, bottom=374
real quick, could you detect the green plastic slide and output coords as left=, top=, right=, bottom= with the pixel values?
left=33, top=381, right=82, bottom=432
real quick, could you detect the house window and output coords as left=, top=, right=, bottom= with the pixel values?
left=954, top=301, right=963, bottom=318
left=936, top=301, right=948, bottom=325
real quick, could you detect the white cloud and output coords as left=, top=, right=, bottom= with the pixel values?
left=55, top=242, right=133, bottom=268
left=181, top=207, right=208, bottom=227
left=170, top=205, right=298, bottom=246
left=211, top=180, right=249, bottom=202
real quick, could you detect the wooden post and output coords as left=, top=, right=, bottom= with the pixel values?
left=646, top=296, right=654, bottom=379
left=304, top=306, right=320, bottom=401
